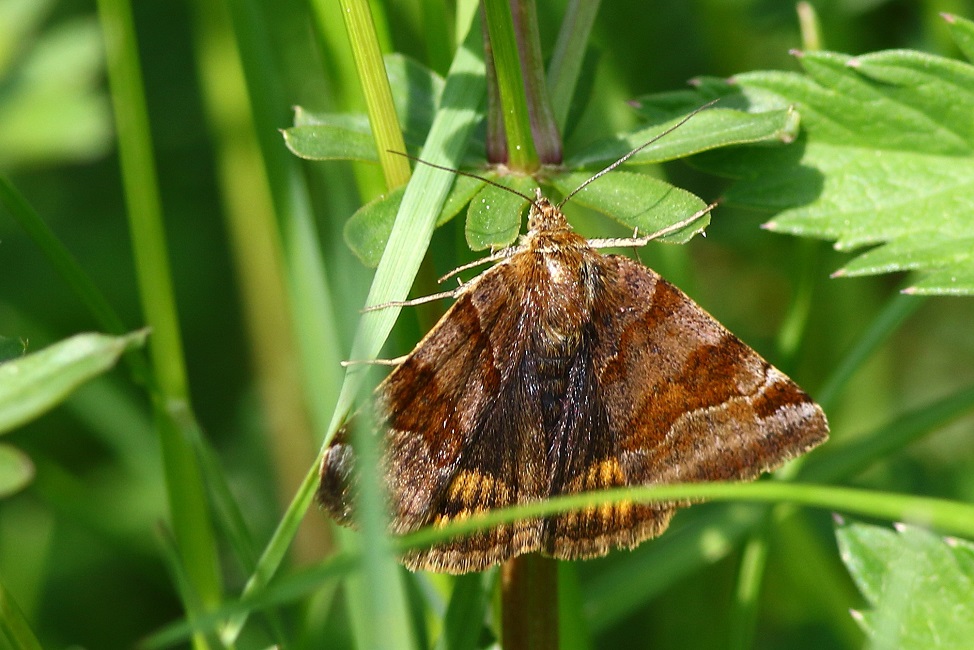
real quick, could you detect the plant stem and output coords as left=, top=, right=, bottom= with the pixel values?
left=482, top=0, right=539, bottom=170
left=96, top=0, right=222, bottom=646
left=502, top=553, right=559, bottom=650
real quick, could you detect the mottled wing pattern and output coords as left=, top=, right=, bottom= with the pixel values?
left=320, top=239, right=828, bottom=572
left=319, top=258, right=550, bottom=573
left=542, top=254, right=828, bottom=558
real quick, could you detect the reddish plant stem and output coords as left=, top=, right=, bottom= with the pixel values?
left=501, top=553, right=559, bottom=650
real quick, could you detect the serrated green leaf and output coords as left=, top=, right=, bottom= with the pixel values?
left=836, top=520, right=974, bottom=649
left=566, top=106, right=799, bottom=169
left=0, top=443, right=34, bottom=497
left=465, top=175, right=535, bottom=250
left=688, top=48, right=974, bottom=295
left=0, top=336, right=26, bottom=363
left=0, top=330, right=147, bottom=434
left=837, top=233, right=974, bottom=295
left=344, top=174, right=485, bottom=266
left=549, top=170, right=708, bottom=244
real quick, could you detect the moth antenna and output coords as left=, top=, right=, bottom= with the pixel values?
left=387, top=151, right=540, bottom=208
left=557, top=98, right=721, bottom=208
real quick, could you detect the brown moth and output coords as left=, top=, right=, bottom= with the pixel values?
left=318, top=115, right=828, bottom=574
left=318, top=202, right=829, bottom=573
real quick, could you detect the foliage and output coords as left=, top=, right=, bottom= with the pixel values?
left=1, top=1, right=973, bottom=649
left=837, top=519, right=974, bottom=649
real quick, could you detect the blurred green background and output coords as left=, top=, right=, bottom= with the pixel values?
left=2, top=0, right=974, bottom=648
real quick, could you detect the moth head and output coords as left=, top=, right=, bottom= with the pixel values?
left=527, top=188, right=571, bottom=234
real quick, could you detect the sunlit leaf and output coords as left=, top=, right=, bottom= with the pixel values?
left=0, top=330, right=147, bottom=434
left=688, top=47, right=974, bottom=295
left=837, top=519, right=974, bottom=649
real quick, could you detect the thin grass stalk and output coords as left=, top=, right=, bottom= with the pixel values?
left=401, top=482, right=974, bottom=556
left=481, top=1, right=561, bottom=643
left=501, top=554, right=559, bottom=650
left=94, top=0, right=223, bottom=645
left=337, top=0, right=411, bottom=188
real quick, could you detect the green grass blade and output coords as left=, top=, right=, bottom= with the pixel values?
left=0, top=575, right=43, bottom=650
left=816, top=292, right=924, bottom=409
left=223, top=12, right=486, bottom=645
left=332, top=12, right=486, bottom=430
left=95, top=0, right=224, bottom=642
left=0, top=178, right=125, bottom=336
left=324, top=17, right=487, bottom=650
left=400, top=482, right=974, bottom=554
left=145, top=553, right=360, bottom=649
left=336, top=0, right=411, bottom=187
left=547, top=0, right=600, bottom=131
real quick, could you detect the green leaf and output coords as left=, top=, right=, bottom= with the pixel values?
left=344, top=174, right=485, bottom=266
left=549, top=170, right=708, bottom=243
left=0, top=443, right=34, bottom=497
left=942, top=13, right=974, bottom=64
left=344, top=186, right=407, bottom=264
left=284, top=54, right=445, bottom=162
left=465, top=174, right=535, bottom=250
left=0, top=336, right=26, bottom=363
left=566, top=106, right=800, bottom=168
left=691, top=49, right=974, bottom=295
left=836, top=520, right=974, bottom=649
left=0, top=330, right=148, bottom=434
left=284, top=119, right=384, bottom=162
left=383, top=52, right=445, bottom=141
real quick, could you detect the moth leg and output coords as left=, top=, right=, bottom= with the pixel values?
left=362, top=288, right=461, bottom=312
left=340, top=355, right=408, bottom=368
left=438, top=245, right=518, bottom=283
left=586, top=202, right=717, bottom=250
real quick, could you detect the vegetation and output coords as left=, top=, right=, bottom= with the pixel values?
left=2, top=1, right=973, bottom=648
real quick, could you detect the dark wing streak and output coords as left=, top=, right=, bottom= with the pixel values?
left=542, top=258, right=675, bottom=560
left=405, top=351, right=548, bottom=573
left=381, top=260, right=533, bottom=533
left=390, top=257, right=561, bottom=573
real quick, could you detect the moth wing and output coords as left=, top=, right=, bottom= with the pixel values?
left=319, top=258, right=551, bottom=573
left=544, top=255, right=828, bottom=560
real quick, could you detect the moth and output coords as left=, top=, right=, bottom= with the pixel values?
left=318, top=117, right=829, bottom=575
